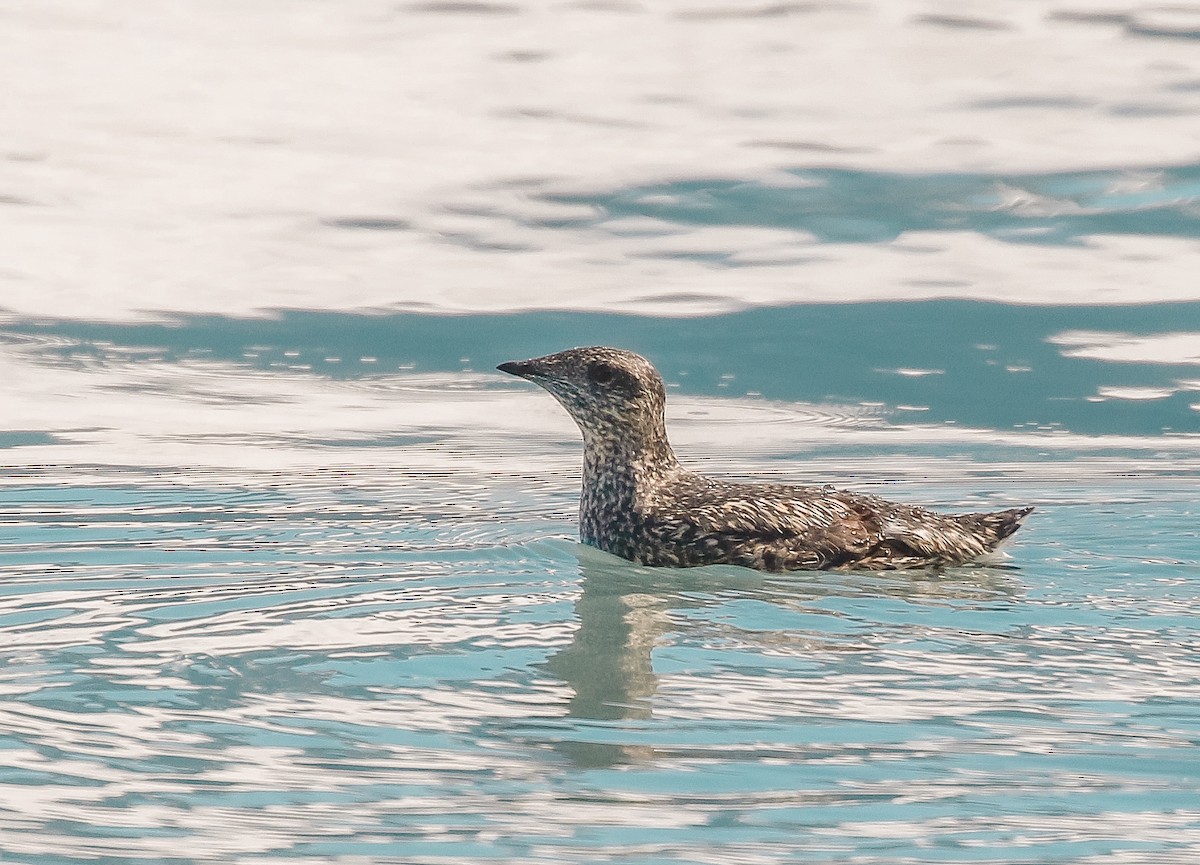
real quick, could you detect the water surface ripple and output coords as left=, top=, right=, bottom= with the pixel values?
left=4, top=0, right=1200, bottom=861
left=2, top=306, right=1199, bottom=862
left=1, top=474, right=1198, bottom=863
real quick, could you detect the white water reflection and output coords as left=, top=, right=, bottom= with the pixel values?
left=4, top=338, right=1200, bottom=480
left=4, top=2, right=1200, bottom=320
left=1050, top=330, right=1200, bottom=365
left=1096, top=385, right=1177, bottom=401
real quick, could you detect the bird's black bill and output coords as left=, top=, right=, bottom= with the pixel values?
left=497, top=360, right=533, bottom=377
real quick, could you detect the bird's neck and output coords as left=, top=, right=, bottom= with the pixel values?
left=582, top=422, right=678, bottom=481
left=579, top=425, right=679, bottom=545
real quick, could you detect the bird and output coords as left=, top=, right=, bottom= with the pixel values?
left=497, top=346, right=1032, bottom=571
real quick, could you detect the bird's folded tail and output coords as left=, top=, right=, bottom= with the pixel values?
left=959, top=506, right=1034, bottom=549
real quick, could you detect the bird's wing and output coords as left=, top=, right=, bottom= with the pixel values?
left=646, top=477, right=880, bottom=559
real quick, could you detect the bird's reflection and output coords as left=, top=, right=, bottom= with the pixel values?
left=542, top=544, right=1022, bottom=768
left=543, top=549, right=690, bottom=723
left=541, top=546, right=728, bottom=766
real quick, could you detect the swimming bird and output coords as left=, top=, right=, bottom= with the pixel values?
left=497, top=347, right=1032, bottom=571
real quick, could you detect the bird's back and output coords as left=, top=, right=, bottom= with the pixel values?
left=615, top=471, right=1032, bottom=571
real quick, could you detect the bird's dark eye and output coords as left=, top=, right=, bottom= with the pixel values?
left=587, top=362, right=615, bottom=385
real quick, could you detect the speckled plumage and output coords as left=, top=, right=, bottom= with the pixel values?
left=497, top=347, right=1032, bottom=571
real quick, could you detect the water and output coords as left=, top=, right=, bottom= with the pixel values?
left=3, top=2, right=1200, bottom=863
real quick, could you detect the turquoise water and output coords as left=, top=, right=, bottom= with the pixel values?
left=4, top=1, right=1200, bottom=863
left=3, top=303, right=1199, bottom=863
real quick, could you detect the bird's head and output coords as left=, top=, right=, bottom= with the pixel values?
left=497, top=346, right=668, bottom=447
